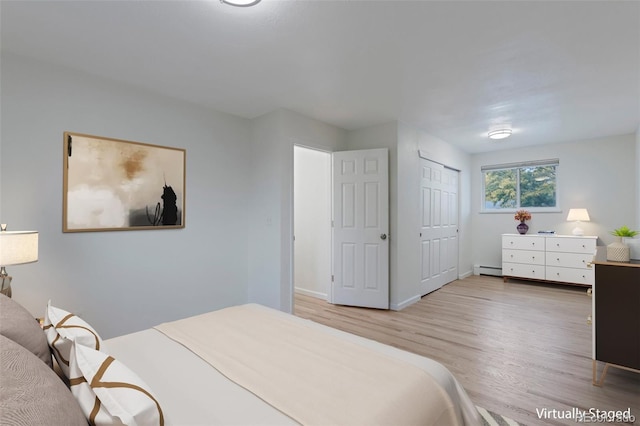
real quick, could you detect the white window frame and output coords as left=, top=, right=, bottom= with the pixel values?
left=481, top=159, right=560, bottom=213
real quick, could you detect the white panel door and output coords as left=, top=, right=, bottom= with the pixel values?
left=443, top=167, right=459, bottom=284
left=332, top=148, right=389, bottom=309
left=420, top=158, right=459, bottom=296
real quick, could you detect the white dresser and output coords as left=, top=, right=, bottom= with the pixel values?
left=502, top=234, right=597, bottom=286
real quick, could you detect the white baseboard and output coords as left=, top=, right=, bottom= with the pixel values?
left=459, top=269, right=473, bottom=279
left=391, top=272, right=474, bottom=311
left=294, top=287, right=327, bottom=300
left=390, top=294, right=421, bottom=311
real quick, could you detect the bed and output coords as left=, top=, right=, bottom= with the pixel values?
left=1, top=295, right=481, bottom=425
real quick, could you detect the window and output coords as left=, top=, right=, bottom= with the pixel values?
left=482, top=159, right=559, bottom=211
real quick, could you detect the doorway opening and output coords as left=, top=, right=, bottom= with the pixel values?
left=293, top=145, right=331, bottom=301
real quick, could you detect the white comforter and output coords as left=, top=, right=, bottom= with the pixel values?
left=103, top=304, right=480, bottom=425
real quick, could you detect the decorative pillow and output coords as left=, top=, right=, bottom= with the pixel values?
left=0, top=293, right=52, bottom=367
left=0, top=334, right=87, bottom=426
left=44, top=300, right=102, bottom=378
left=69, top=342, right=165, bottom=426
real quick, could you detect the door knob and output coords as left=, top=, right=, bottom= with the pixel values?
left=380, top=233, right=387, bottom=240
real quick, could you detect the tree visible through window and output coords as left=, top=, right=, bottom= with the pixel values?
left=482, top=160, right=558, bottom=210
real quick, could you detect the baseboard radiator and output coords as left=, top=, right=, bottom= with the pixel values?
left=473, top=265, right=503, bottom=277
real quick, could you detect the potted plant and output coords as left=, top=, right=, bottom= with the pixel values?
left=514, top=210, right=531, bottom=235
left=610, top=226, right=639, bottom=238
left=607, top=226, right=639, bottom=262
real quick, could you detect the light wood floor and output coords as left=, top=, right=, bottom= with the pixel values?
left=294, top=275, right=640, bottom=426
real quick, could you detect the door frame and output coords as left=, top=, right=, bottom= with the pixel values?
left=292, top=144, right=333, bottom=302
left=290, top=144, right=390, bottom=311
left=290, top=142, right=334, bottom=312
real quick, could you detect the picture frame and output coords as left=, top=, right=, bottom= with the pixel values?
left=63, top=132, right=186, bottom=232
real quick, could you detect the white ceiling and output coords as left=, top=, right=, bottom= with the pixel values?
left=1, top=0, right=638, bottom=153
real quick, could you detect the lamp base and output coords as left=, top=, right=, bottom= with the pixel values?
left=0, top=275, right=12, bottom=298
left=572, top=226, right=584, bottom=236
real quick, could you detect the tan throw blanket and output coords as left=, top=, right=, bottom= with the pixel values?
left=155, top=304, right=460, bottom=426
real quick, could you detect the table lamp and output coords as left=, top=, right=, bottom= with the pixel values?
left=0, top=224, right=39, bottom=297
left=566, top=209, right=590, bottom=236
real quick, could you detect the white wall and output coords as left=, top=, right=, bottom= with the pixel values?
left=0, top=53, right=349, bottom=337
left=470, top=133, right=637, bottom=269
left=0, top=53, right=251, bottom=338
left=247, top=109, right=347, bottom=313
left=293, top=146, right=331, bottom=299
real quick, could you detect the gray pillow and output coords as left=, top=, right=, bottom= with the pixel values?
left=0, top=294, right=52, bottom=367
left=0, top=334, right=87, bottom=426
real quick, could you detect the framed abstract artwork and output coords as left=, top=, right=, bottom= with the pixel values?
left=63, top=132, right=186, bottom=232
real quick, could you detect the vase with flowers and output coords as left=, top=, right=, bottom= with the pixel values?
left=514, top=209, right=532, bottom=235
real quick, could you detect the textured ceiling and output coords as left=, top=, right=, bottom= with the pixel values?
left=1, top=0, right=638, bottom=153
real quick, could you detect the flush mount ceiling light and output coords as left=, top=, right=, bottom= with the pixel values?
left=488, top=128, right=512, bottom=140
left=220, top=0, right=261, bottom=6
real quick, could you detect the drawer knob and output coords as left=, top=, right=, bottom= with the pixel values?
left=587, top=315, right=592, bottom=325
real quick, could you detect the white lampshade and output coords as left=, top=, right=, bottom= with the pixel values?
left=0, top=231, right=39, bottom=266
left=566, top=209, right=590, bottom=236
left=566, top=208, right=590, bottom=222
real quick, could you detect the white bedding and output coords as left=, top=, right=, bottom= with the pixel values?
left=103, top=327, right=296, bottom=425
left=102, top=304, right=480, bottom=426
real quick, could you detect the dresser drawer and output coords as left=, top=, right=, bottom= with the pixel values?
left=503, top=249, right=545, bottom=265
left=546, top=266, right=594, bottom=285
left=502, top=235, right=545, bottom=251
left=546, top=237, right=596, bottom=254
left=545, top=252, right=595, bottom=269
left=502, top=262, right=546, bottom=280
